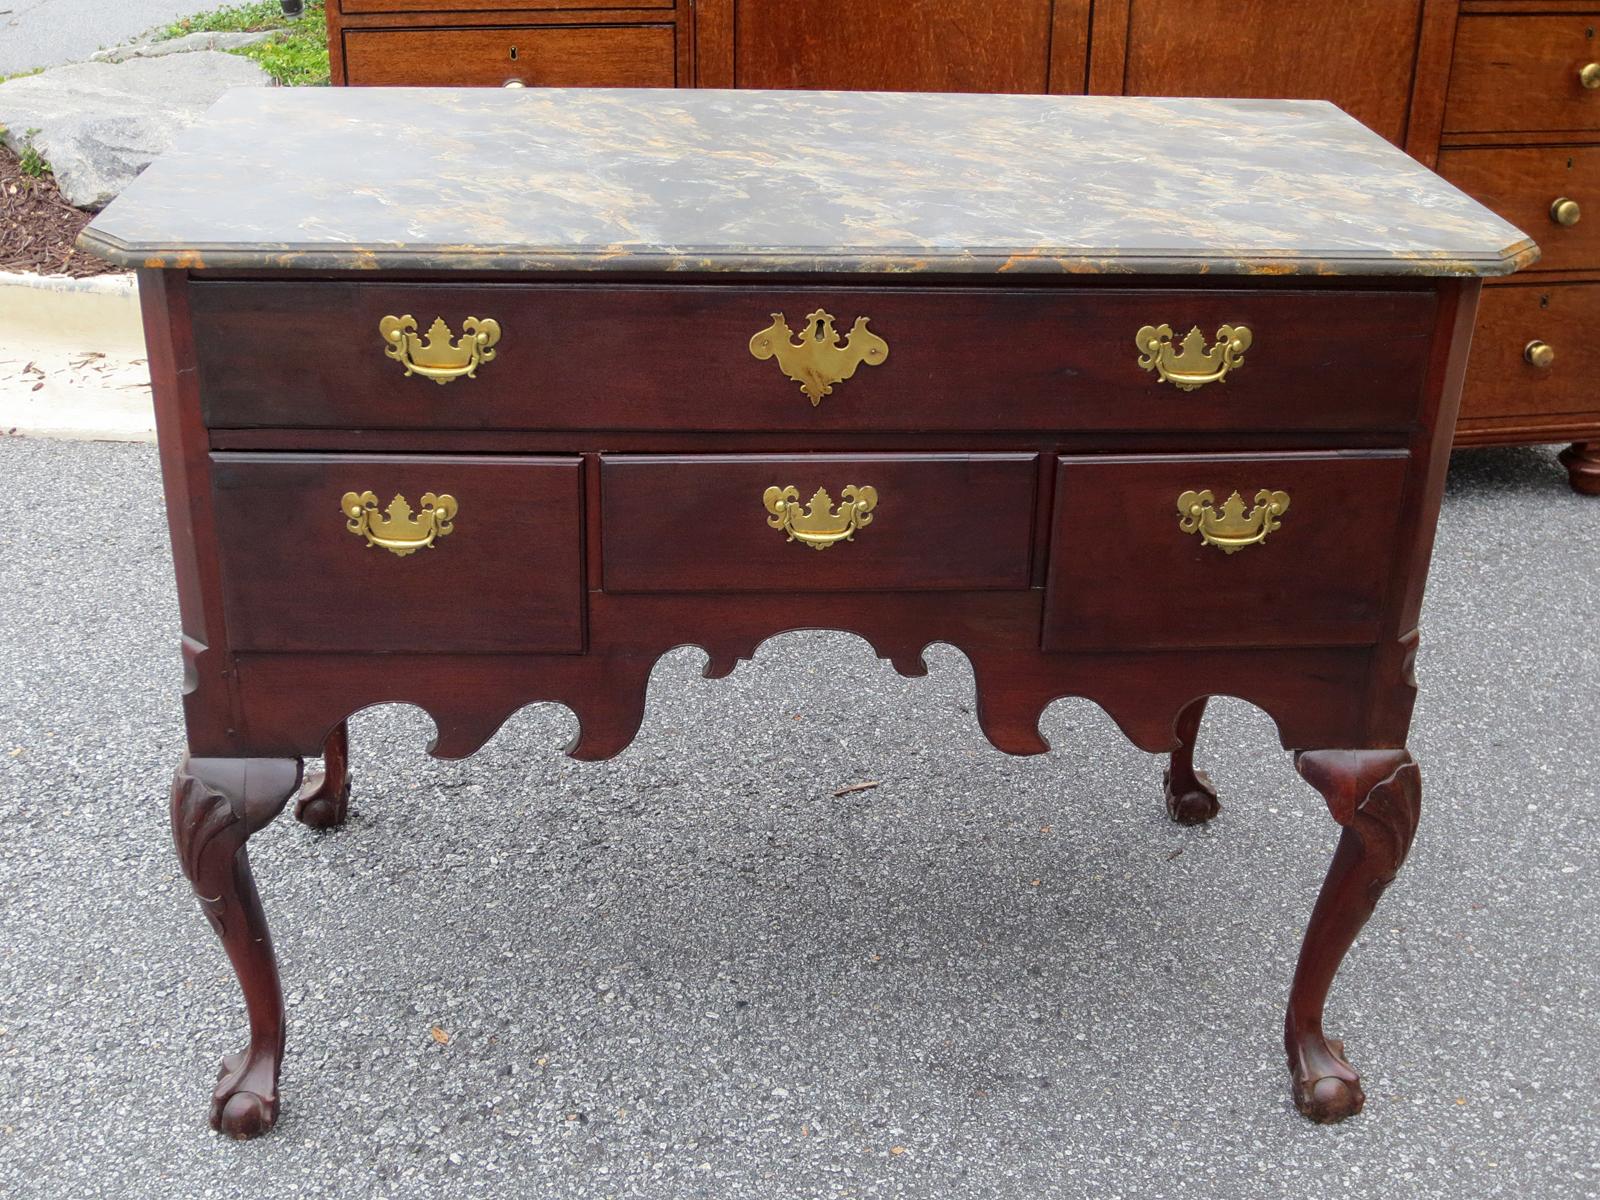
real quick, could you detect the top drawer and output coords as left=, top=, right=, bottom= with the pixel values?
left=342, top=25, right=675, bottom=88
left=190, top=282, right=1436, bottom=435
left=1446, top=15, right=1600, bottom=134
left=342, top=1, right=671, bottom=11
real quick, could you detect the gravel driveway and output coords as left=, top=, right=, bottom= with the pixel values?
left=0, top=436, right=1596, bottom=1199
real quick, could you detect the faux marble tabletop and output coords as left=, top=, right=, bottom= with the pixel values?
left=80, top=88, right=1535, bottom=277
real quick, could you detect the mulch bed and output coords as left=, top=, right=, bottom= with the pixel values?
left=0, top=147, right=122, bottom=278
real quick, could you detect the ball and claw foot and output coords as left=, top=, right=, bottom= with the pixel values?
left=1163, top=764, right=1221, bottom=825
left=212, top=1050, right=280, bottom=1139
left=1288, top=1034, right=1366, bottom=1124
left=293, top=770, right=350, bottom=830
left=293, top=723, right=351, bottom=829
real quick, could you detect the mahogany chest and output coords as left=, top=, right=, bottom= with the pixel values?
left=80, top=88, right=1531, bottom=1139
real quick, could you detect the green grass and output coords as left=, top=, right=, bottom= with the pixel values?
left=0, top=66, right=45, bottom=85
left=18, top=129, right=50, bottom=178
left=161, top=1, right=329, bottom=87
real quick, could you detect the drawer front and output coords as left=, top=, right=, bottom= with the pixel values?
left=601, top=453, right=1038, bottom=593
left=342, top=25, right=675, bottom=88
left=1446, top=16, right=1600, bottom=134
left=1042, top=452, right=1409, bottom=652
left=192, top=283, right=1434, bottom=434
left=1437, top=146, right=1600, bottom=273
left=342, top=2, right=671, bottom=11
left=1460, top=281, right=1600, bottom=421
left=212, top=454, right=584, bottom=653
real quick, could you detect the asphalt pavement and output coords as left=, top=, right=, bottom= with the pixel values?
left=0, top=436, right=1595, bottom=1199
left=0, top=0, right=203, bottom=76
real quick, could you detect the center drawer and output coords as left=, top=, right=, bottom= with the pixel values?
left=600, top=453, right=1038, bottom=593
left=211, top=453, right=584, bottom=653
left=190, top=282, right=1435, bottom=434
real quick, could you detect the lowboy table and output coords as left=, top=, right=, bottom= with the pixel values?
left=81, top=88, right=1533, bottom=1139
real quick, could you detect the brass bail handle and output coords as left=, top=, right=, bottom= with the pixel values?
left=763, top=484, right=878, bottom=549
left=1135, top=323, right=1252, bottom=390
left=379, top=314, right=502, bottom=384
left=1177, top=489, right=1290, bottom=553
left=342, top=491, right=458, bottom=556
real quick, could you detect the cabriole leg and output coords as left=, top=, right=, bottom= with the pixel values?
left=294, top=722, right=351, bottom=829
left=1163, top=696, right=1220, bottom=825
left=171, top=755, right=302, bottom=1138
left=1287, top=748, right=1421, bottom=1123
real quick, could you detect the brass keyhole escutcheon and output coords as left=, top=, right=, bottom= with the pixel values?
left=749, top=309, right=889, bottom=407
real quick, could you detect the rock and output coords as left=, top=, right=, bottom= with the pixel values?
left=0, top=52, right=271, bottom=210
left=92, top=31, right=281, bottom=64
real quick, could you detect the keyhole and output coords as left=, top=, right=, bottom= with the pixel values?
left=1541, top=294, right=1551, bottom=309
left=810, top=317, right=826, bottom=340
left=510, top=46, right=519, bottom=61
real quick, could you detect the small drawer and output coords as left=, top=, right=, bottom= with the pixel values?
left=1042, top=452, right=1409, bottom=652
left=342, top=24, right=675, bottom=88
left=191, top=283, right=1435, bottom=435
left=211, top=454, right=584, bottom=653
left=1460, top=281, right=1600, bottom=422
left=342, top=1, right=670, bottom=11
left=1437, top=146, right=1600, bottom=273
left=1446, top=16, right=1600, bottom=134
left=600, top=453, right=1038, bottom=593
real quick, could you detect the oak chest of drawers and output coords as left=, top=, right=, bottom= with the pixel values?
left=80, top=88, right=1531, bottom=1140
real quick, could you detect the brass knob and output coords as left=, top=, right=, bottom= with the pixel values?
left=1551, top=197, right=1582, bottom=226
left=1524, top=340, right=1555, bottom=369
left=1582, top=62, right=1600, bottom=89
left=503, top=79, right=526, bottom=88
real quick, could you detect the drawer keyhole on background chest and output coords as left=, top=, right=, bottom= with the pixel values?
left=510, top=46, right=518, bottom=61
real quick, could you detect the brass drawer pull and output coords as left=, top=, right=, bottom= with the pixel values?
left=1582, top=62, right=1600, bottom=90
left=749, top=309, right=888, bottom=406
left=1551, top=197, right=1581, bottom=227
left=379, top=315, right=502, bottom=384
left=763, top=484, right=878, bottom=549
left=1135, top=323, right=1252, bottom=391
left=342, top=491, right=458, bottom=556
left=1177, top=488, right=1289, bottom=553
left=1525, top=340, right=1555, bottom=369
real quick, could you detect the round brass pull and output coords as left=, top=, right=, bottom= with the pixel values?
left=1582, top=62, right=1600, bottom=89
left=504, top=79, right=526, bottom=88
left=1525, top=340, right=1556, bottom=369
left=1551, top=197, right=1582, bottom=226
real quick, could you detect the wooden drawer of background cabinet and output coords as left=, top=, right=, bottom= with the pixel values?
left=341, top=24, right=676, bottom=88
left=1446, top=15, right=1600, bottom=134
left=1042, top=451, right=1410, bottom=652
left=211, top=453, right=585, bottom=653
left=190, top=282, right=1435, bottom=435
left=341, top=1, right=671, bottom=12
left=1437, top=146, right=1600, bottom=273
left=1460, top=281, right=1600, bottom=421
left=600, top=453, right=1038, bottom=593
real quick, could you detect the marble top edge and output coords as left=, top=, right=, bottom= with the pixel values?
left=81, top=88, right=1536, bottom=279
